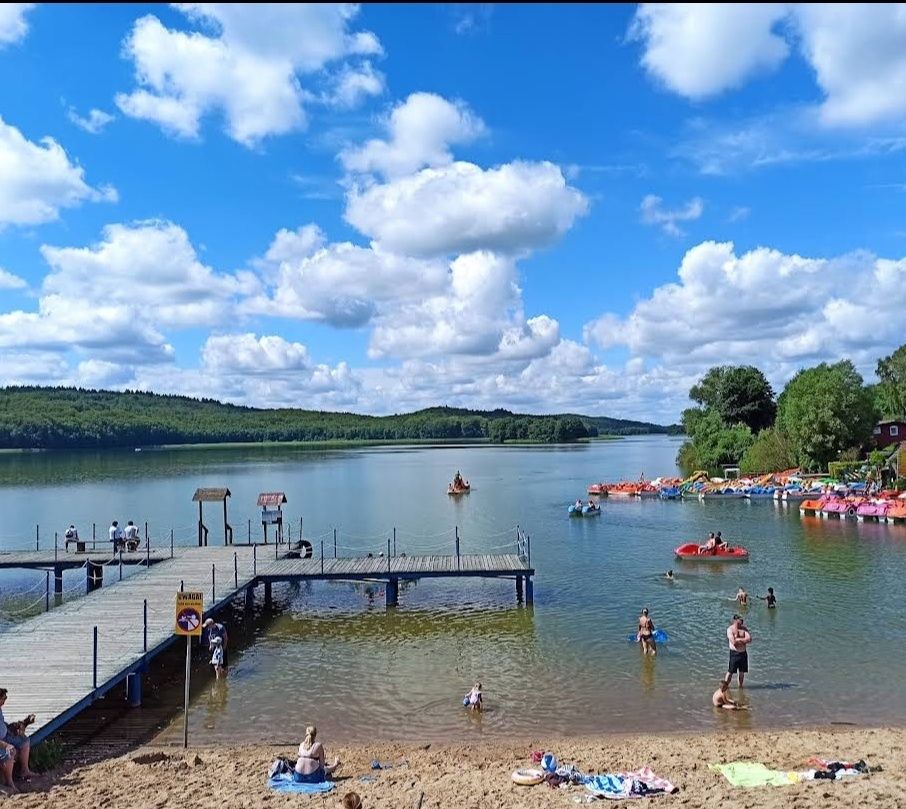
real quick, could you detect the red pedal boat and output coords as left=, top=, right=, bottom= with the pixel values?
left=674, top=542, right=749, bottom=562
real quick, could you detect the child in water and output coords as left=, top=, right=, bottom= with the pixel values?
left=210, top=636, right=225, bottom=679
left=463, top=682, right=482, bottom=711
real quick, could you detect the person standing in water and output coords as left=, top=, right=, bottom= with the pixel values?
left=735, top=587, right=748, bottom=606
left=637, top=608, right=657, bottom=656
left=758, top=587, right=777, bottom=608
left=725, top=615, right=752, bottom=687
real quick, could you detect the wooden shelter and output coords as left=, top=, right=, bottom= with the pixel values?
left=257, top=491, right=287, bottom=544
left=192, top=487, right=233, bottom=546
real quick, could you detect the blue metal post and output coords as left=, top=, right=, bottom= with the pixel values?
left=525, top=577, right=534, bottom=605
left=234, top=552, right=238, bottom=588
left=45, top=570, right=50, bottom=612
left=92, top=626, right=98, bottom=690
left=143, top=598, right=148, bottom=653
left=127, top=672, right=142, bottom=707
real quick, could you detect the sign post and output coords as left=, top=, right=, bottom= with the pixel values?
left=174, top=591, right=204, bottom=749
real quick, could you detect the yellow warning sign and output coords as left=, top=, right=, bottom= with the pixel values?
left=174, top=591, right=204, bottom=636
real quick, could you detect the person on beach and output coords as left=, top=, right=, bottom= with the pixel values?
left=637, top=608, right=657, bottom=656
left=735, top=587, right=748, bottom=607
left=0, top=689, right=35, bottom=785
left=464, top=682, right=483, bottom=711
left=725, top=615, right=752, bottom=687
left=758, top=587, right=777, bottom=608
left=294, top=725, right=340, bottom=783
left=712, top=680, right=747, bottom=710
left=203, top=618, right=228, bottom=673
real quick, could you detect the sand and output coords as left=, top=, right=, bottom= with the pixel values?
left=6, top=726, right=905, bottom=808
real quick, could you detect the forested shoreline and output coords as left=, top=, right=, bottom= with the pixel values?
left=0, top=387, right=677, bottom=450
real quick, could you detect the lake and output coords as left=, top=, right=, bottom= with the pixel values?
left=1, top=436, right=904, bottom=743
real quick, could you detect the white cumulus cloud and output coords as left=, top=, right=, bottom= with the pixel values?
left=0, top=4, right=34, bottom=47
left=339, top=92, right=486, bottom=179
left=0, top=115, right=117, bottom=228
left=0, top=268, right=27, bottom=289
left=630, top=4, right=789, bottom=99
left=116, top=4, right=382, bottom=146
left=345, top=160, right=588, bottom=257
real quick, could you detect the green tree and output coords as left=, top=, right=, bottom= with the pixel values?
left=776, top=360, right=877, bottom=471
left=739, top=427, right=797, bottom=475
left=876, top=344, right=906, bottom=419
left=677, top=410, right=754, bottom=474
left=689, top=365, right=776, bottom=431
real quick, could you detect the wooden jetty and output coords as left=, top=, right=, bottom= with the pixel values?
left=0, top=536, right=534, bottom=745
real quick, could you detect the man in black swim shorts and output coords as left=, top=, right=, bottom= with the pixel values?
left=724, top=614, right=752, bottom=687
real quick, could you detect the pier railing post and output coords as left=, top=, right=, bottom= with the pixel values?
left=170, top=528, right=174, bottom=558
left=119, top=549, right=123, bottom=581
left=92, top=626, right=98, bottom=691
left=333, top=528, right=337, bottom=558
left=320, top=541, right=324, bottom=574
left=146, top=535, right=151, bottom=567
left=455, top=526, right=460, bottom=569
left=387, top=538, right=391, bottom=572
left=234, top=552, right=238, bottom=588
left=253, top=544, right=257, bottom=576
left=45, top=570, right=50, bottom=612
left=143, top=598, right=148, bottom=653
left=212, top=563, right=216, bottom=601
left=36, top=524, right=39, bottom=551
left=527, top=534, right=531, bottom=567
left=92, top=522, right=96, bottom=549
left=55, top=531, right=58, bottom=562
left=180, top=579, right=184, bottom=592
left=248, top=518, right=251, bottom=544
left=393, top=527, right=396, bottom=557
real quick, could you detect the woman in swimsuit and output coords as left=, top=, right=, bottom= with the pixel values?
left=637, top=608, right=657, bottom=656
left=294, top=725, right=340, bottom=783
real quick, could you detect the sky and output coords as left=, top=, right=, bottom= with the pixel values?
left=1, top=3, right=905, bottom=423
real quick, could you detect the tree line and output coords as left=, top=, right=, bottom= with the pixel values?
left=0, top=388, right=673, bottom=450
left=678, top=344, right=906, bottom=474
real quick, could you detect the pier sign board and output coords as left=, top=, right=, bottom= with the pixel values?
left=174, top=591, right=204, bottom=636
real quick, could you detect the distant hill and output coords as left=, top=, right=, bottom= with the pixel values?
left=0, top=387, right=677, bottom=450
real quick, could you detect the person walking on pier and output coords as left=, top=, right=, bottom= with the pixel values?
left=0, top=689, right=36, bottom=786
left=203, top=618, right=229, bottom=673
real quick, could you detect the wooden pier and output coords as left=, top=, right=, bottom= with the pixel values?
left=0, top=539, right=534, bottom=745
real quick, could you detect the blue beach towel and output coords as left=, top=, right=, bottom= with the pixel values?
left=267, top=774, right=336, bottom=794
left=585, top=774, right=626, bottom=798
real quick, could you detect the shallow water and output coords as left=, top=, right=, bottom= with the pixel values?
left=1, top=437, right=904, bottom=742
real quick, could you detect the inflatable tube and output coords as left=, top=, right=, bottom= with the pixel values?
left=299, top=539, right=313, bottom=559
left=626, top=629, right=669, bottom=643
left=511, top=768, right=544, bottom=786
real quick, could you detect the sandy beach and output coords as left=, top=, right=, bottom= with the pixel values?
left=7, top=726, right=904, bottom=808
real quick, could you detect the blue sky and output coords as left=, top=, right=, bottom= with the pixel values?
left=1, top=3, right=905, bottom=422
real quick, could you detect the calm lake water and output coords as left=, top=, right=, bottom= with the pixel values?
left=1, top=436, right=905, bottom=743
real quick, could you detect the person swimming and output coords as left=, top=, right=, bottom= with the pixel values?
left=665, top=569, right=674, bottom=580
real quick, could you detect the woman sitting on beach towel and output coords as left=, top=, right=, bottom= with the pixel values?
left=294, top=726, right=340, bottom=784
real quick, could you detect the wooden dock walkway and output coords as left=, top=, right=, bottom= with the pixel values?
left=0, top=543, right=533, bottom=745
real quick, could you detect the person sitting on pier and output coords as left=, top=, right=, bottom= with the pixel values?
left=64, top=524, right=81, bottom=551
left=294, top=725, right=340, bottom=783
left=108, top=520, right=124, bottom=552
left=0, top=689, right=35, bottom=785
left=124, top=521, right=140, bottom=552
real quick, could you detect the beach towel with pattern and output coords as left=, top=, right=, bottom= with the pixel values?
left=267, top=773, right=336, bottom=794
left=709, top=762, right=801, bottom=787
left=585, top=768, right=676, bottom=799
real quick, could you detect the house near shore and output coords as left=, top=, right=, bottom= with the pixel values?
left=873, top=420, right=906, bottom=448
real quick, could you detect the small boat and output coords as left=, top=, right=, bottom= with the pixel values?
left=568, top=503, right=601, bottom=517
left=448, top=483, right=470, bottom=496
left=587, top=483, right=608, bottom=496
left=822, top=498, right=858, bottom=518
left=799, top=498, right=826, bottom=515
left=856, top=502, right=889, bottom=521
left=887, top=501, right=906, bottom=523
left=674, top=542, right=749, bottom=562
left=659, top=486, right=681, bottom=500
